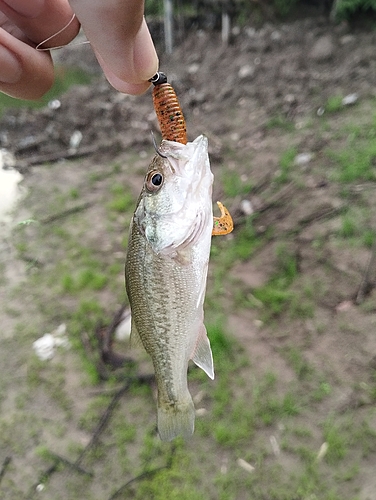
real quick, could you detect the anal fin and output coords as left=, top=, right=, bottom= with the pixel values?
left=191, top=325, right=215, bottom=380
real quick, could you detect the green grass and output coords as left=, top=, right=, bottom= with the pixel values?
left=327, top=141, right=376, bottom=183
left=325, top=95, right=344, bottom=113
left=252, top=244, right=305, bottom=320
left=323, top=418, right=350, bottom=464
left=276, top=146, right=297, bottom=184
left=221, top=171, right=253, bottom=198
left=265, top=114, right=295, bottom=131
left=107, top=184, right=135, bottom=213
left=61, top=268, right=108, bottom=293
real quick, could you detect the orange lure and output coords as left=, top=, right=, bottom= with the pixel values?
left=150, top=72, right=233, bottom=236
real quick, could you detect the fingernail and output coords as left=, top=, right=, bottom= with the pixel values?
left=0, top=44, right=22, bottom=84
left=1, top=0, right=43, bottom=17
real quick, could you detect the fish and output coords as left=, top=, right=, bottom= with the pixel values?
left=125, top=135, right=215, bottom=441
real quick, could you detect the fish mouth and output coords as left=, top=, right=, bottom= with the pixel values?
left=158, top=135, right=209, bottom=178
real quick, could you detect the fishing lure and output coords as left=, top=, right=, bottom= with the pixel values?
left=150, top=72, right=233, bottom=236
left=150, top=72, right=188, bottom=145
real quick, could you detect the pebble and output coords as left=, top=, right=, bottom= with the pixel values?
left=270, top=30, right=282, bottom=42
left=187, top=63, right=200, bottom=75
left=342, top=93, right=358, bottom=106
left=238, top=64, right=255, bottom=80
left=32, top=324, right=71, bottom=361
left=240, top=199, right=254, bottom=216
left=33, top=333, right=55, bottom=361
left=294, top=152, right=314, bottom=166
left=309, top=35, right=335, bottom=62
left=237, top=458, right=255, bottom=473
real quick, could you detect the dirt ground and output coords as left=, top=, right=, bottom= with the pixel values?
left=1, top=11, right=376, bottom=500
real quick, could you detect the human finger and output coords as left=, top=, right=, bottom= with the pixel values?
left=69, top=0, right=158, bottom=93
left=0, top=0, right=80, bottom=47
left=0, top=27, right=54, bottom=99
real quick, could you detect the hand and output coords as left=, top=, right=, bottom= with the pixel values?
left=0, top=0, right=158, bottom=100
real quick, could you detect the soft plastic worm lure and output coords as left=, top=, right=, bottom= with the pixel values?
left=150, top=72, right=233, bottom=235
left=150, top=72, right=188, bottom=145
left=213, top=201, right=234, bottom=235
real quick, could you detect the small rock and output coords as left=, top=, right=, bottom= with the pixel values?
left=238, top=64, right=255, bottom=80
left=342, top=93, right=358, bottom=106
left=284, top=94, right=296, bottom=104
left=270, top=435, right=280, bottom=457
left=48, top=99, right=61, bottom=110
left=32, top=324, right=71, bottom=360
left=240, top=199, right=254, bottom=216
left=69, top=130, right=83, bottom=150
left=244, top=27, right=256, bottom=37
left=230, top=132, right=240, bottom=142
left=232, top=26, right=241, bottom=36
left=317, top=442, right=328, bottom=461
left=270, top=30, right=282, bottom=42
left=336, top=300, right=353, bottom=312
left=309, top=35, right=335, bottom=62
left=195, top=408, right=208, bottom=416
left=237, top=458, right=255, bottom=473
left=340, top=34, right=355, bottom=45
left=187, top=63, right=200, bottom=75
left=33, top=333, right=55, bottom=361
left=294, top=152, right=314, bottom=166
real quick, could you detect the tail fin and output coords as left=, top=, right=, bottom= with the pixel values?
left=157, top=397, right=195, bottom=441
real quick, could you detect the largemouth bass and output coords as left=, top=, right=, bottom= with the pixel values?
left=125, top=135, right=214, bottom=441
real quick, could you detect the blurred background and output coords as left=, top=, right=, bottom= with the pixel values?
left=1, top=1, right=376, bottom=499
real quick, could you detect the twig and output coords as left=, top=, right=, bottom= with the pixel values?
left=74, top=381, right=131, bottom=467
left=45, top=453, right=93, bottom=477
left=26, top=452, right=92, bottom=498
left=40, top=202, right=94, bottom=224
left=27, top=375, right=154, bottom=499
left=295, top=204, right=347, bottom=229
left=258, top=182, right=296, bottom=213
left=107, top=444, right=176, bottom=500
left=356, top=239, right=376, bottom=304
left=16, top=145, right=97, bottom=172
left=101, top=304, right=127, bottom=359
left=0, top=456, right=11, bottom=486
left=27, top=463, right=59, bottom=499
left=96, top=304, right=134, bottom=370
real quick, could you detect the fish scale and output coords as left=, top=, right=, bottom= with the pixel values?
left=126, top=222, right=199, bottom=434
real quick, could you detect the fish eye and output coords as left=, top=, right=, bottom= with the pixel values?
left=146, top=171, right=164, bottom=192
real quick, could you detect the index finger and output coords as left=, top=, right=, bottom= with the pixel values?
left=0, top=0, right=80, bottom=47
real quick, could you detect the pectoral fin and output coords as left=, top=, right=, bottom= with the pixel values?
left=212, top=201, right=234, bottom=235
left=191, top=325, right=215, bottom=380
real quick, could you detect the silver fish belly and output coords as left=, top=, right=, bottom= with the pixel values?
left=125, top=135, right=214, bottom=441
